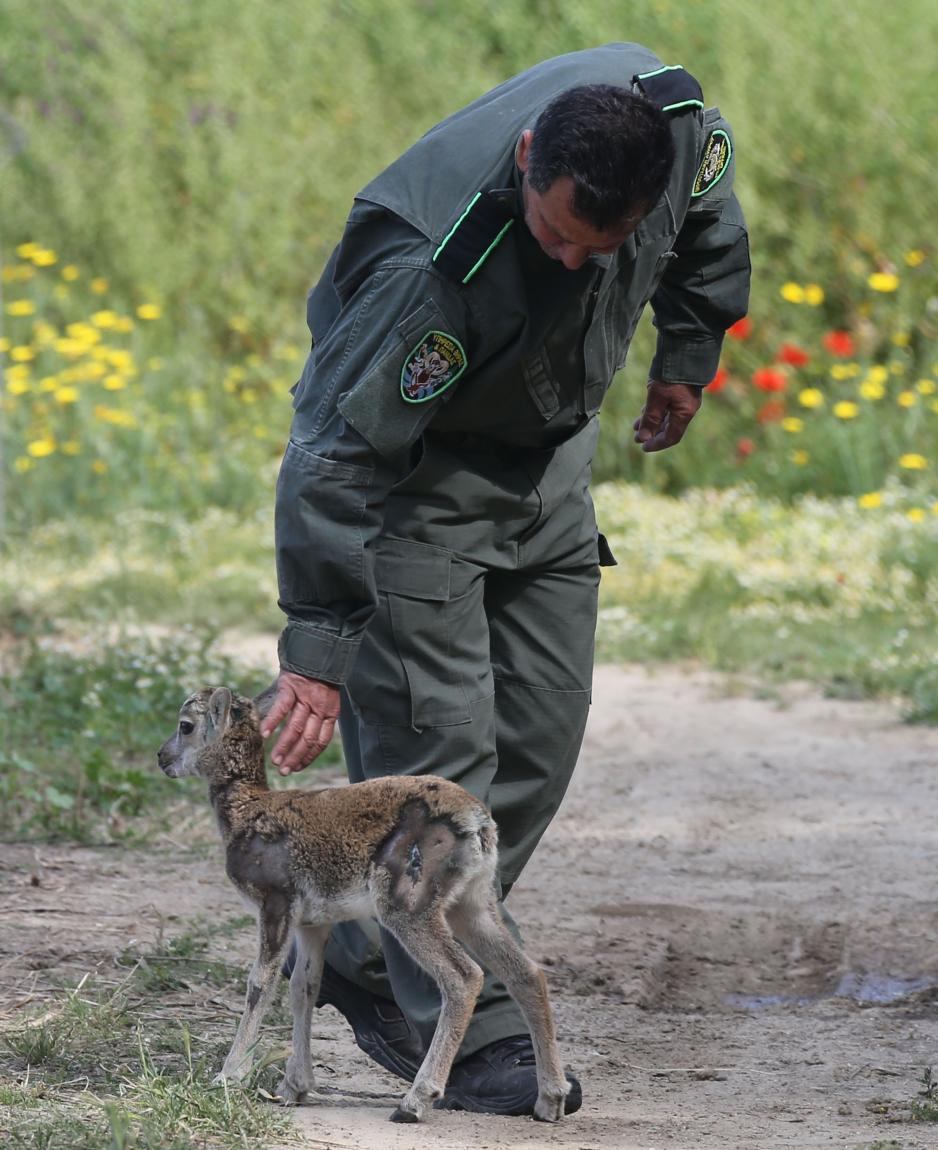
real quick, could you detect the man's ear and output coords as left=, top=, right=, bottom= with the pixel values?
left=515, top=129, right=534, bottom=173
left=208, top=687, right=233, bottom=736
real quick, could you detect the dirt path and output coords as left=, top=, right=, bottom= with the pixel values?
left=4, top=664, right=938, bottom=1148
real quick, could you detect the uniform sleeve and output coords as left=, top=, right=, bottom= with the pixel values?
left=275, top=264, right=473, bottom=684
left=649, top=109, right=751, bottom=387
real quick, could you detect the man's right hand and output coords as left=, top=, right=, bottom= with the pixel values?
left=260, top=670, right=341, bottom=776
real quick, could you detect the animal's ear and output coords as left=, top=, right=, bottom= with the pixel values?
left=208, top=687, right=233, bottom=736
left=253, top=680, right=279, bottom=721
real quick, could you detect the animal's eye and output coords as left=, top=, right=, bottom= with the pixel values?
left=179, top=719, right=195, bottom=735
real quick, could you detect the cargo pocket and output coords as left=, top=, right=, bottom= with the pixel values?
left=347, top=537, right=474, bottom=729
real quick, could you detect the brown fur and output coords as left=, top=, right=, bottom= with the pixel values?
left=157, top=686, right=570, bottom=1123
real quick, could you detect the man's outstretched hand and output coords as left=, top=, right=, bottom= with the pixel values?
left=260, top=670, right=341, bottom=775
left=633, top=379, right=702, bottom=452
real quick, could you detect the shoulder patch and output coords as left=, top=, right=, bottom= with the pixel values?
left=401, top=331, right=467, bottom=404
left=692, top=129, right=732, bottom=197
left=633, top=65, right=704, bottom=113
left=432, top=191, right=515, bottom=285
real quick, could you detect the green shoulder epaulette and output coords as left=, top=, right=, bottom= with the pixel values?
left=432, top=190, right=515, bottom=286
left=633, top=65, right=704, bottom=114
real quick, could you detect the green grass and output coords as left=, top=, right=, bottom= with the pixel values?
left=0, top=964, right=294, bottom=1149
left=0, top=627, right=343, bottom=842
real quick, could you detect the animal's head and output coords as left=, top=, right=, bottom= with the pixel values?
left=157, top=686, right=273, bottom=779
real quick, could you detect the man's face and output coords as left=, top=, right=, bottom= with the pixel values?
left=516, top=130, right=641, bottom=271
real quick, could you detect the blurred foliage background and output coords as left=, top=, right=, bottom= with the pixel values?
left=1, top=0, right=938, bottom=841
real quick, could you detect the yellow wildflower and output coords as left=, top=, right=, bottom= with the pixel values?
left=3, top=265, right=35, bottom=283
left=93, top=404, right=138, bottom=428
left=892, top=332, right=910, bottom=348
left=15, top=242, right=39, bottom=259
left=61, top=265, right=80, bottom=281
left=781, top=417, right=804, bottom=433
left=91, top=310, right=118, bottom=329
left=90, top=277, right=109, bottom=295
left=113, top=316, right=135, bottom=333
left=54, top=386, right=80, bottom=405
left=780, top=282, right=805, bottom=303
left=916, top=379, right=936, bottom=395
left=14, top=457, right=34, bottom=473
left=897, top=391, right=917, bottom=408
left=136, top=303, right=162, bottom=321
left=868, top=271, right=899, bottom=292
left=38, top=376, right=59, bottom=392
left=6, top=300, right=36, bottom=317
left=32, top=321, right=58, bottom=346
left=31, top=249, right=57, bottom=266
left=53, top=338, right=87, bottom=359
left=92, top=459, right=108, bottom=474
left=790, top=449, right=809, bottom=465
left=833, top=401, right=859, bottom=420
left=107, top=349, right=135, bottom=372
left=858, top=492, right=882, bottom=509
left=830, top=363, right=860, bottom=381
left=65, top=322, right=101, bottom=345
left=899, top=454, right=928, bottom=470
left=803, top=283, right=825, bottom=306
left=229, top=314, right=250, bottom=333
left=867, top=365, right=889, bottom=385
left=932, top=400, right=938, bottom=415
left=104, top=374, right=126, bottom=390
left=860, top=380, right=885, bottom=401
left=904, top=250, right=926, bottom=267
left=907, top=508, right=926, bottom=523
left=798, top=388, right=824, bottom=408
left=0, top=338, right=9, bottom=353
left=27, top=436, right=56, bottom=457
left=11, top=345, right=35, bottom=362
left=7, top=378, right=30, bottom=396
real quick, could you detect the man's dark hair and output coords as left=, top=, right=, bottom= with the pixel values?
left=526, top=85, right=676, bottom=231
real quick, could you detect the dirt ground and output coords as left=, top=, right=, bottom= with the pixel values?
left=4, top=663, right=938, bottom=1149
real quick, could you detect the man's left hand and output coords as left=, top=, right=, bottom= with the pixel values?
left=633, top=379, right=702, bottom=452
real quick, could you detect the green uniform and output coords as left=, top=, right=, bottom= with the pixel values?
left=275, top=42, right=750, bottom=1054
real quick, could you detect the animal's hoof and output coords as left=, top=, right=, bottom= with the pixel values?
left=275, top=1079, right=308, bottom=1106
left=533, top=1093, right=566, bottom=1123
left=390, top=1105, right=420, bottom=1123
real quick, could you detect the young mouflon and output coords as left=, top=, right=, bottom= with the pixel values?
left=156, top=686, right=571, bottom=1123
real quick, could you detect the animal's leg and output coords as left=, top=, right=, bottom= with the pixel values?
left=381, top=908, right=483, bottom=1123
left=449, top=888, right=569, bottom=1122
left=277, top=922, right=331, bottom=1104
left=219, top=896, right=294, bottom=1084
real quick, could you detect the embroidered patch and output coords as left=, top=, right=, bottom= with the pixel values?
left=692, top=129, right=732, bottom=197
left=400, top=331, right=467, bottom=404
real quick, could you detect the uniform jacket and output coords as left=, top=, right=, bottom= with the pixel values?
left=276, top=43, right=750, bottom=683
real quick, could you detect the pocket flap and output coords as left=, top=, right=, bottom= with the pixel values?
left=375, top=537, right=451, bottom=600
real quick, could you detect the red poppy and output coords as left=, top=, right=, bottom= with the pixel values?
left=823, top=330, right=855, bottom=357
left=706, top=368, right=728, bottom=393
left=752, top=367, right=787, bottom=392
left=736, top=437, right=756, bottom=459
left=757, top=399, right=786, bottom=424
left=776, top=343, right=810, bottom=367
left=727, top=317, right=752, bottom=341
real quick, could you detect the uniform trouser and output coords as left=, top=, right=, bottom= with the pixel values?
left=324, top=424, right=602, bottom=1058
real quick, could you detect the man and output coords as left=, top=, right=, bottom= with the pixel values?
left=264, top=42, right=749, bottom=1115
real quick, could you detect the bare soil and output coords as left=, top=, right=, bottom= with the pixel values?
left=4, top=663, right=938, bottom=1149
